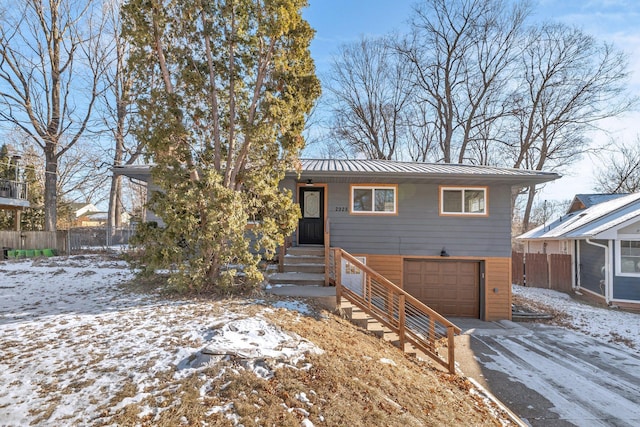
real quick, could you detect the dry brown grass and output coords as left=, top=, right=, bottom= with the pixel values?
left=512, top=293, right=572, bottom=326
left=99, top=300, right=511, bottom=426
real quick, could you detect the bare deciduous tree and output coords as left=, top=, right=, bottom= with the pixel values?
left=56, top=141, right=109, bottom=207
left=327, top=36, right=414, bottom=160
left=398, top=0, right=530, bottom=163
left=0, top=0, right=106, bottom=231
left=507, top=23, right=633, bottom=231
left=594, top=138, right=640, bottom=194
left=99, top=0, right=142, bottom=231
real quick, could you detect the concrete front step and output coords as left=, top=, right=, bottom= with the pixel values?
left=266, top=284, right=336, bottom=297
left=283, top=254, right=325, bottom=265
left=265, top=285, right=337, bottom=311
left=283, top=263, right=325, bottom=274
left=287, top=246, right=325, bottom=257
left=268, top=272, right=325, bottom=286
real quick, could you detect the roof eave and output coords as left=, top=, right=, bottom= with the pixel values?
left=289, top=170, right=559, bottom=185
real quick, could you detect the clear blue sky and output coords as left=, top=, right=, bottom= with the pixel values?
left=302, top=0, right=640, bottom=201
left=303, top=0, right=415, bottom=78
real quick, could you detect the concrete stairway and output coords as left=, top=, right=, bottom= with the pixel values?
left=339, top=301, right=418, bottom=357
left=268, top=245, right=326, bottom=287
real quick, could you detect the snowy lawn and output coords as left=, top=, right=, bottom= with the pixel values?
left=513, top=284, right=639, bottom=351
left=0, top=256, right=322, bottom=426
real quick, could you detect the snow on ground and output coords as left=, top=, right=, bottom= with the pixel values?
left=513, top=284, right=639, bottom=352
left=0, top=255, right=322, bottom=426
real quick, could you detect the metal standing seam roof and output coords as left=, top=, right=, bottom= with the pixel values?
left=518, top=192, right=640, bottom=240
left=295, top=159, right=559, bottom=181
left=113, top=159, right=560, bottom=184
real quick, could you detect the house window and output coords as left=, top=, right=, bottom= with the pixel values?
left=619, top=240, right=640, bottom=274
left=440, top=186, right=487, bottom=215
left=351, top=185, right=397, bottom=214
left=345, top=260, right=363, bottom=275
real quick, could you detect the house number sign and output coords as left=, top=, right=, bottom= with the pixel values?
left=335, top=206, right=348, bottom=212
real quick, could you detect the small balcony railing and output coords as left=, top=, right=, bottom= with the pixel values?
left=0, top=179, right=28, bottom=200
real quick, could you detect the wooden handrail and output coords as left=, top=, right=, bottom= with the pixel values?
left=331, top=247, right=461, bottom=373
left=324, top=217, right=330, bottom=286
left=278, top=235, right=292, bottom=273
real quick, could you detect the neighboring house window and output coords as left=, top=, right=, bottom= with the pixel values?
left=618, top=239, right=640, bottom=275
left=350, top=185, right=397, bottom=214
left=440, top=186, right=487, bottom=215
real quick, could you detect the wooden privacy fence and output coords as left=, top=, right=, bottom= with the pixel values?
left=2, top=227, right=138, bottom=257
left=0, top=231, right=68, bottom=254
left=330, top=247, right=461, bottom=374
left=512, top=252, right=572, bottom=293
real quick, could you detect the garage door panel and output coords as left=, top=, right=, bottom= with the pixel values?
left=403, top=260, right=480, bottom=318
left=441, top=277, right=460, bottom=286
left=424, top=263, right=440, bottom=273
left=441, top=263, right=460, bottom=274
left=457, top=263, right=477, bottom=274
left=405, top=261, right=422, bottom=274
left=422, top=288, right=440, bottom=299
left=440, top=302, right=459, bottom=314
left=439, top=288, right=459, bottom=299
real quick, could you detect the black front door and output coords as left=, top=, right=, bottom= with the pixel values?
left=298, top=187, right=324, bottom=245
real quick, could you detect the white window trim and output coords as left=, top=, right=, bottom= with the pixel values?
left=615, top=236, right=640, bottom=277
left=350, top=185, right=397, bottom=214
left=439, top=186, right=487, bottom=216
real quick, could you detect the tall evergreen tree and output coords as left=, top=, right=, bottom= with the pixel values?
left=122, top=0, right=320, bottom=291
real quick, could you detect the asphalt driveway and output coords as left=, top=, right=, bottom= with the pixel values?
left=452, top=319, right=640, bottom=426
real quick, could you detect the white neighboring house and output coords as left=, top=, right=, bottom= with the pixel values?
left=517, top=193, right=640, bottom=310
left=71, top=203, right=130, bottom=227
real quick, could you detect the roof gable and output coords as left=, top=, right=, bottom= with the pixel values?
left=567, top=193, right=628, bottom=213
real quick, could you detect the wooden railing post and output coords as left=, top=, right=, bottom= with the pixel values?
left=278, top=244, right=285, bottom=273
left=366, top=275, right=372, bottom=311
left=324, top=218, right=330, bottom=286
left=429, top=318, right=436, bottom=351
left=447, top=325, right=456, bottom=374
left=398, top=294, right=406, bottom=350
left=335, top=249, right=343, bottom=308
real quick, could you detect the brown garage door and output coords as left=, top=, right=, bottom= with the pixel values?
left=403, top=259, right=480, bottom=318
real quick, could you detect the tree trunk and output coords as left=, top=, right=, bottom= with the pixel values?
left=44, top=144, right=57, bottom=231
left=108, top=174, right=122, bottom=231
left=522, top=184, right=536, bottom=232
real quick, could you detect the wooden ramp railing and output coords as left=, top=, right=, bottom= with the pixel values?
left=329, top=248, right=461, bottom=374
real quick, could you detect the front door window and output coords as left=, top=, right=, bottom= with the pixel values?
left=298, top=186, right=324, bottom=245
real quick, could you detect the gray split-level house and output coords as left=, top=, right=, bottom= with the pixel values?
left=114, top=159, right=559, bottom=321
left=518, top=192, right=640, bottom=310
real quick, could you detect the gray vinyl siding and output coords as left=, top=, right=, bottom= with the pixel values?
left=284, top=179, right=512, bottom=258
left=612, top=244, right=640, bottom=301
left=612, top=275, right=640, bottom=300
left=578, top=240, right=606, bottom=296
left=145, top=183, right=164, bottom=227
